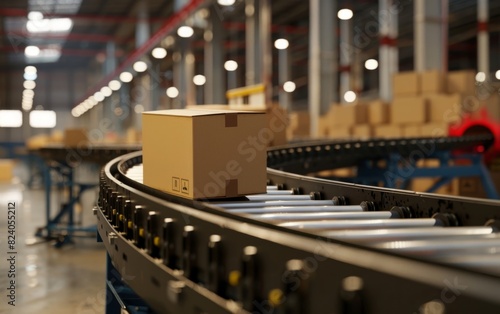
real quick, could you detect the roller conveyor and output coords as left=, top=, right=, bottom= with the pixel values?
left=97, top=135, right=500, bottom=314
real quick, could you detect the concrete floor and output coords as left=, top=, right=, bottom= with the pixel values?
left=0, top=178, right=107, bottom=314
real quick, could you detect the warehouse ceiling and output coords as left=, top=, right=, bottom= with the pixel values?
left=0, top=0, right=500, bottom=103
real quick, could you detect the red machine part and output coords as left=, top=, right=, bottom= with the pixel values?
left=448, top=108, right=500, bottom=161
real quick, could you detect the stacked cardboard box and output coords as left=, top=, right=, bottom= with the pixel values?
left=0, top=159, right=15, bottom=182
left=287, top=111, right=310, bottom=139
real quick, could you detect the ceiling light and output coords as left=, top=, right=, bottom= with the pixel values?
left=0, top=110, right=23, bottom=128
left=283, top=81, right=296, bottom=93
left=24, top=72, right=37, bottom=81
left=218, top=0, right=235, bottom=5
left=134, top=104, right=145, bottom=114
left=29, top=110, right=56, bottom=128
left=94, top=91, right=105, bottom=102
left=108, top=80, right=121, bottom=91
left=25, top=46, right=40, bottom=57
left=224, top=60, right=238, bottom=71
left=496, top=70, right=500, bottom=80
left=193, top=74, right=206, bottom=86
left=166, top=87, right=179, bottom=98
left=23, top=89, right=35, bottom=98
left=133, top=61, right=148, bottom=72
left=23, top=80, right=36, bottom=90
left=365, top=59, right=378, bottom=70
left=24, top=66, right=37, bottom=74
left=338, top=8, right=353, bottom=20
left=119, top=71, right=133, bottom=83
left=152, top=47, right=167, bottom=59
left=344, top=91, right=357, bottom=103
left=27, top=11, right=43, bottom=21
left=27, top=18, right=73, bottom=33
left=274, top=38, right=289, bottom=50
left=475, top=72, right=486, bottom=83
left=177, top=26, right=194, bottom=38
left=100, top=86, right=112, bottom=97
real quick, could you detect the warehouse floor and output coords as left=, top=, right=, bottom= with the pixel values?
left=0, top=180, right=106, bottom=314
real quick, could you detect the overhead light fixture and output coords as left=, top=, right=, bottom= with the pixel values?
left=344, top=91, right=357, bottom=103
left=108, top=80, right=121, bottom=91
left=133, top=61, right=148, bottom=72
left=24, top=66, right=37, bottom=74
left=274, top=38, right=289, bottom=50
left=283, top=81, right=296, bottom=93
left=177, top=26, right=194, bottom=38
left=119, top=71, right=133, bottom=83
left=152, top=47, right=167, bottom=59
left=134, top=104, right=145, bottom=114
left=27, top=18, right=73, bottom=33
left=475, top=72, right=486, bottom=83
left=224, top=60, right=238, bottom=71
left=166, top=87, right=179, bottom=98
left=25, top=46, right=40, bottom=57
left=27, top=11, right=43, bottom=21
left=218, top=0, right=236, bottom=5
left=338, top=8, right=353, bottom=20
left=23, top=89, right=35, bottom=98
left=0, top=110, right=23, bottom=128
left=29, top=110, right=56, bottom=128
left=94, top=91, right=105, bottom=102
left=100, top=86, right=112, bottom=97
left=23, top=80, right=36, bottom=90
left=193, top=74, right=206, bottom=86
left=496, top=70, right=500, bottom=80
left=364, top=59, right=379, bottom=70
left=24, top=72, right=37, bottom=81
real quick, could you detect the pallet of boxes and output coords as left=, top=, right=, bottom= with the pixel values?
left=316, top=102, right=368, bottom=139
left=387, top=69, right=496, bottom=195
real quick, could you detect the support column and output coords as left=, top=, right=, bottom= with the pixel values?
left=246, top=0, right=271, bottom=105
left=205, top=6, right=225, bottom=103
left=245, top=0, right=257, bottom=86
left=175, top=40, right=195, bottom=108
left=477, top=0, right=489, bottom=75
left=414, top=0, right=447, bottom=71
left=134, top=0, right=150, bottom=130
left=339, top=18, right=352, bottom=103
left=309, top=0, right=336, bottom=137
left=278, top=43, right=291, bottom=110
left=379, top=0, right=398, bottom=102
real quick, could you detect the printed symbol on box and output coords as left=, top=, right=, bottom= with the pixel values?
left=181, top=179, right=189, bottom=194
left=172, top=177, right=180, bottom=192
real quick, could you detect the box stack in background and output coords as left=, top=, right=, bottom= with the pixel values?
left=0, top=159, right=15, bottom=182
left=287, top=110, right=310, bottom=140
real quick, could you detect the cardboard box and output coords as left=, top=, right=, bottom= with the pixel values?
left=391, top=96, right=428, bottom=124
left=329, top=103, right=367, bottom=126
left=393, top=71, right=420, bottom=96
left=0, top=159, right=14, bottom=182
left=427, top=93, right=462, bottom=123
left=402, top=125, right=421, bottom=138
left=447, top=70, right=476, bottom=95
left=317, top=115, right=330, bottom=138
left=420, top=122, right=449, bottom=137
left=367, top=100, right=389, bottom=125
left=374, top=125, right=402, bottom=138
left=478, top=92, right=500, bottom=122
left=352, top=125, right=372, bottom=138
left=420, top=70, right=445, bottom=93
left=329, top=126, right=352, bottom=139
left=287, top=111, right=310, bottom=139
left=190, top=104, right=288, bottom=146
left=142, top=109, right=267, bottom=199
left=64, top=128, right=88, bottom=147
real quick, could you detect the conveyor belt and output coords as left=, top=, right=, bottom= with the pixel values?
left=96, top=135, right=500, bottom=314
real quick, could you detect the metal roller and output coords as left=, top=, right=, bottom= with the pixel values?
left=319, top=226, right=496, bottom=242
left=280, top=218, right=441, bottom=230
left=210, top=200, right=338, bottom=208
left=245, top=194, right=314, bottom=201
left=246, top=211, right=391, bottom=221
left=226, top=205, right=364, bottom=214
